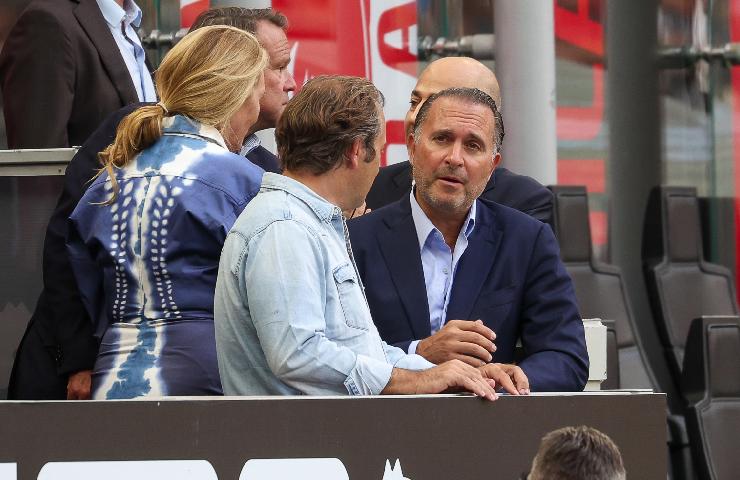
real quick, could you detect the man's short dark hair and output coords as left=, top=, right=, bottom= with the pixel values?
left=190, top=7, right=288, bottom=34
left=276, top=75, right=385, bottom=175
left=528, top=426, right=626, bottom=480
left=413, top=87, right=504, bottom=154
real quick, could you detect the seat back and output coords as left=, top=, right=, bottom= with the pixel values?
left=549, top=186, right=656, bottom=389
left=681, top=316, right=740, bottom=480
left=642, top=187, right=738, bottom=383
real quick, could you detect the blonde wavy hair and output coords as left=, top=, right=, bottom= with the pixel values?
left=98, top=25, right=268, bottom=203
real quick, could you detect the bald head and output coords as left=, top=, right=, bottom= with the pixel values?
left=405, top=57, right=501, bottom=138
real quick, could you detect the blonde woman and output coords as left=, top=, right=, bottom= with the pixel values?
left=67, top=25, right=268, bottom=399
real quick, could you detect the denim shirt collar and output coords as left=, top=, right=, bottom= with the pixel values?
left=260, top=173, right=343, bottom=223
left=409, top=189, right=477, bottom=250
left=161, top=115, right=229, bottom=151
left=97, top=0, right=142, bottom=28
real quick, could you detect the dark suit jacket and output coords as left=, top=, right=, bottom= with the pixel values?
left=8, top=104, right=281, bottom=399
left=365, top=161, right=554, bottom=227
left=0, top=0, right=144, bottom=148
left=348, top=196, right=589, bottom=392
left=244, top=145, right=282, bottom=174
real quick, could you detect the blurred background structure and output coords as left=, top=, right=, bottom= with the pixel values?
left=5, top=0, right=736, bottom=264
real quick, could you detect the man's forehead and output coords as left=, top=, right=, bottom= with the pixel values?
left=425, top=99, right=494, bottom=137
left=256, top=21, right=291, bottom=59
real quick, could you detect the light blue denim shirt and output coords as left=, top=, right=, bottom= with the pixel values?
left=215, top=173, right=435, bottom=396
left=408, top=191, right=477, bottom=354
left=96, top=0, right=156, bottom=102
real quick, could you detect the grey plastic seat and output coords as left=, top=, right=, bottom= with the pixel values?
left=681, top=316, right=740, bottom=480
left=642, top=186, right=738, bottom=386
left=549, top=186, right=656, bottom=389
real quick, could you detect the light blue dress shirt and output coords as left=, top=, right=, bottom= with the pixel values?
left=214, top=173, right=435, bottom=396
left=408, top=191, right=477, bottom=354
left=96, top=0, right=156, bottom=102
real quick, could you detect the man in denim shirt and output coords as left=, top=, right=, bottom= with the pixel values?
left=215, top=76, right=519, bottom=398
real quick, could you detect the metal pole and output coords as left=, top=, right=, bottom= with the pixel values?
left=607, top=0, right=674, bottom=396
left=493, top=0, right=557, bottom=185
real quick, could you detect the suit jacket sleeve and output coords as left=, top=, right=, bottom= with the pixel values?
left=517, top=224, right=589, bottom=391
left=0, top=7, right=75, bottom=148
left=39, top=106, right=136, bottom=374
left=481, top=168, right=555, bottom=228
left=522, top=189, right=554, bottom=227
left=364, top=163, right=410, bottom=211
left=246, top=145, right=282, bottom=174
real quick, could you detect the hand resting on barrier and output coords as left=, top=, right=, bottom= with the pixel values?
left=380, top=359, right=530, bottom=400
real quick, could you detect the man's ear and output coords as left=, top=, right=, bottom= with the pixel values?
left=407, top=133, right=416, bottom=166
left=484, top=152, right=502, bottom=184
left=345, top=138, right=363, bottom=170
left=492, top=151, right=502, bottom=170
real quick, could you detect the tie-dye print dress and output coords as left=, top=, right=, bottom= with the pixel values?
left=67, top=115, right=263, bottom=399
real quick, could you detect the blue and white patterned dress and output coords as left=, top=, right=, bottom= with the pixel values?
left=67, top=115, right=264, bottom=399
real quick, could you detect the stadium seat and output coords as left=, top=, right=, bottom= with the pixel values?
left=642, top=186, right=738, bottom=385
left=549, top=185, right=656, bottom=389
left=681, top=316, right=740, bottom=480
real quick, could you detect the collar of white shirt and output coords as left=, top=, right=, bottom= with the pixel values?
left=97, top=0, right=142, bottom=29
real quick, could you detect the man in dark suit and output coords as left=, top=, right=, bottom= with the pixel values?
left=0, top=0, right=155, bottom=148
left=6, top=7, right=294, bottom=400
left=349, top=87, right=588, bottom=392
left=364, top=57, right=553, bottom=227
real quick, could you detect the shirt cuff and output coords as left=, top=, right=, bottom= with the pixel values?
left=407, top=340, right=420, bottom=355
left=344, top=354, right=394, bottom=395
left=393, top=353, right=435, bottom=371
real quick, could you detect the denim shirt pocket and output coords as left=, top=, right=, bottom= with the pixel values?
left=333, top=263, right=370, bottom=331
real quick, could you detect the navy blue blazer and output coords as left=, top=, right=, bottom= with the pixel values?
left=348, top=195, right=589, bottom=392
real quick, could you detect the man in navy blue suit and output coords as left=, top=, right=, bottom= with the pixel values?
left=363, top=57, right=553, bottom=228
left=349, top=87, right=588, bottom=392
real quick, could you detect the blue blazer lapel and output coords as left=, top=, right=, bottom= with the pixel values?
left=446, top=200, right=503, bottom=321
left=377, top=196, right=432, bottom=338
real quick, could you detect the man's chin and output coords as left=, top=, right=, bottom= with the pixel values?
left=425, top=192, right=470, bottom=214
